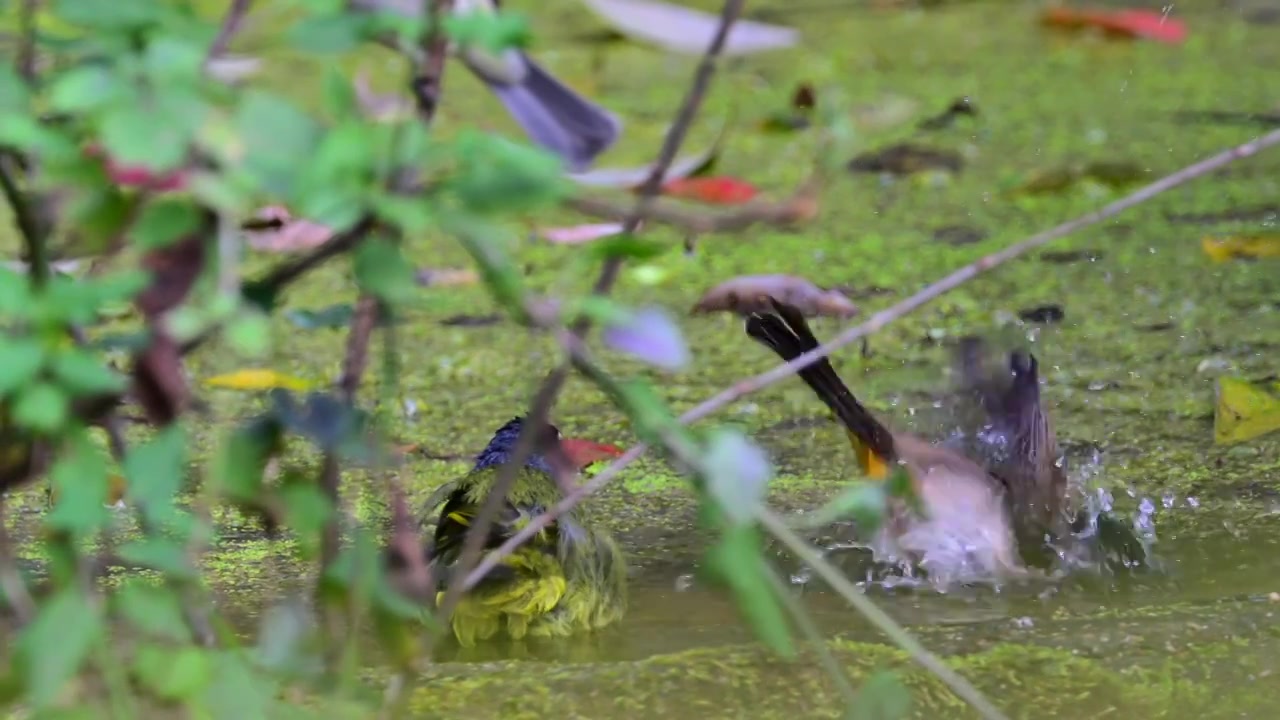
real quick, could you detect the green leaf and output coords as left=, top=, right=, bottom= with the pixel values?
left=279, top=481, right=333, bottom=558
left=444, top=10, right=531, bottom=53
left=615, top=379, right=678, bottom=444
left=372, top=194, right=433, bottom=234
left=17, top=588, right=103, bottom=708
left=46, top=433, right=110, bottom=537
left=226, top=309, right=272, bottom=358
left=0, top=340, right=47, bottom=399
left=48, top=65, right=121, bottom=112
left=118, top=538, right=196, bottom=580
left=705, top=524, right=794, bottom=656
left=288, top=13, right=365, bottom=54
left=451, top=131, right=568, bottom=214
left=99, top=103, right=190, bottom=173
left=13, top=382, right=69, bottom=433
left=124, top=424, right=187, bottom=514
left=50, top=348, right=127, bottom=396
left=354, top=237, right=416, bottom=305
left=53, top=0, right=162, bottom=29
left=588, top=234, right=670, bottom=262
left=300, top=121, right=376, bottom=187
left=210, top=416, right=281, bottom=501
left=851, top=671, right=911, bottom=720
left=322, top=66, right=358, bottom=118
left=236, top=92, right=322, bottom=193
left=115, top=581, right=191, bottom=641
left=133, top=645, right=212, bottom=702
left=143, top=36, right=206, bottom=83
left=438, top=211, right=526, bottom=313
left=0, top=268, right=33, bottom=316
left=0, top=114, right=80, bottom=161
left=0, top=65, right=31, bottom=109
left=132, top=199, right=205, bottom=249
left=801, top=481, right=888, bottom=533
left=202, top=651, right=273, bottom=720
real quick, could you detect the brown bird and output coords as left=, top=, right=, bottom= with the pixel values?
left=745, top=301, right=1070, bottom=581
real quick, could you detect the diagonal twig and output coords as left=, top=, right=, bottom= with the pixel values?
left=208, top=0, right=253, bottom=60
left=434, top=0, right=747, bottom=628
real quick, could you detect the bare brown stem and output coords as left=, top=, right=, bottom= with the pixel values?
left=208, top=0, right=252, bottom=60
left=410, top=0, right=454, bottom=121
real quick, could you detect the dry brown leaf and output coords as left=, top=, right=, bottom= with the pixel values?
left=244, top=206, right=335, bottom=253
left=691, top=275, right=859, bottom=318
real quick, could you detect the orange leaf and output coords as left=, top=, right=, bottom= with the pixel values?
left=661, top=176, right=758, bottom=205
left=559, top=438, right=624, bottom=470
left=1041, top=7, right=1187, bottom=44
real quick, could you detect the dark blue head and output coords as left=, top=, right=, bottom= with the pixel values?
left=472, top=416, right=562, bottom=474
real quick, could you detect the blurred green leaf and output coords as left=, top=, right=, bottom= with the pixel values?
left=124, top=424, right=187, bottom=518
left=16, top=588, right=103, bottom=708
left=99, top=101, right=194, bottom=173
left=48, top=65, right=121, bottom=112
left=53, top=0, right=162, bottom=29
left=802, top=481, right=888, bottom=532
left=354, top=237, right=416, bottom=305
left=0, top=340, right=47, bottom=399
left=46, top=432, right=110, bottom=537
left=0, top=115, right=80, bottom=161
left=254, top=602, right=318, bottom=674
left=451, top=132, right=567, bottom=214
left=372, top=194, right=434, bottom=234
left=118, top=538, right=196, bottom=580
left=87, top=330, right=151, bottom=352
left=439, top=211, right=526, bottom=313
left=115, top=581, right=191, bottom=641
left=210, top=416, right=281, bottom=502
left=289, top=12, right=366, bottom=54
left=133, top=645, right=212, bottom=702
left=850, top=671, right=911, bottom=720
left=703, top=428, right=772, bottom=524
left=588, top=234, right=669, bottom=262
left=705, top=523, right=794, bottom=656
left=143, top=36, right=206, bottom=83
left=13, top=382, right=69, bottom=433
left=322, top=67, right=358, bottom=118
left=132, top=199, right=206, bottom=249
left=50, top=348, right=126, bottom=395
left=279, top=481, right=334, bottom=558
left=202, top=651, right=274, bottom=720
left=236, top=92, right=322, bottom=192
left=0, top=268, right=33, bottom=316
left=0, top=65, right=31, bottom=109
left=444, top=10, right=531, bottom=53
left=615, top=379, right=677, bottom=444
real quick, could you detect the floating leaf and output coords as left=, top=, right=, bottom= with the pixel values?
left=540, top=222, right=627, bottom=245
left=848, top=143, right=962, bottom=176
left=602, top=306, right=690, bottom=370
left=692, top=275, right=859, bottom=318
left=581, top=0, right=799, bottom=56
left=243, top=206, right=335, bottom=253
left=1214, top=377, right=1280, bottom=445
left=660, top=176, right=758, bottom=205
left=1009, top=161, right=1148, bottom=196
left=1041, top=7, right=1188, bottom=44
left=1201, top=235, right=1280, bottom=262
left=204, top=369, right=311, bottom=392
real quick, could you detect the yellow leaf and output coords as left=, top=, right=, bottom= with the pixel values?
left=1214, top=377, right=1280, bottom=445
left=1202, top=235, right=1280, bottom=263
left=204, top=369, right=311, bottom=392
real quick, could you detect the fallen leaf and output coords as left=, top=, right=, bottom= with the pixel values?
left=540, top=222, right=628, bottom=244
left=204, top=370, right=312, bottom=392
left=848, top=143, right=963, bottom=176
left=567, top=124, right=724, bottom=188
left=581, top=0, right=800, bottom=56
left=1201, top=236, right=1280, bottom=262
left=1215, top=377, right=1280, bottom=445
left=559, top=437, right=625, bottom=470
left=416, top=268, right=479, bottom=287
left=243, top=206, right=334, bottom=253
left=1041, top=7, right=1188, bottom=44
left=660, top=176, right=758, bottom=205
left=692, top=275, right=859, bottom=318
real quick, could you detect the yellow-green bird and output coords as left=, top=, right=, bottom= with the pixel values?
left=426, top=416, right=627, bottom=647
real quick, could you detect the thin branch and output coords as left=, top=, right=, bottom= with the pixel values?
left=461, top=126, right=1280, bottom=588
left=18, top=0, right=38, bottom=82
left=409, top=0, right=454, bottom=121
left=757, top=510, right=1010, bottom=720
left=208, top=0, right=253, bottom=60
left=437, top=0, right=746, bottom=626
left=0, top=157, right=47, bottom=286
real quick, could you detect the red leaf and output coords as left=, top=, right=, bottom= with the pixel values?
left=1041, top=7, right=1187, bottom=44
left=84, top=144, right=191, bottom=192
left=558, top=438, right=625, bottom=470
left=660, top=176, right=759, bottom=205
